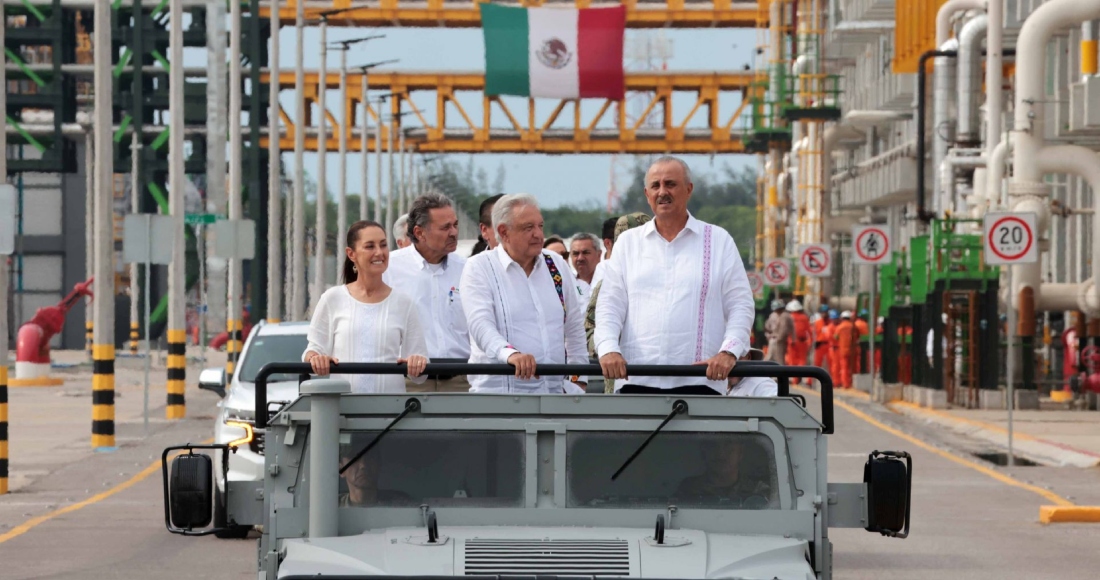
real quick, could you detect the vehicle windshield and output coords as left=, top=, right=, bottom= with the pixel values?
left=568, top=431, right=780, bottom=509
left=338, top=431, right=525, bottom=508
left=237, top=334, right=309, bottom=383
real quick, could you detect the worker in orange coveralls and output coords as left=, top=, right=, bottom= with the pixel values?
left=816, top=308, right=836, bottom=376
left=833, top=310, right=860, bottom=389
left=785, top=300, right=812, bottom=378
left=854, top=309, right=870, bottom=373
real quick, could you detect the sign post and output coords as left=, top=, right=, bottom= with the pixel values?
left=852, top=225, right=892, bottom=383
left=983, top=212, right=1039, bottom=467
left=123, top=214, right=174, bottom=435
left=211, top=219, right=257, bottom=371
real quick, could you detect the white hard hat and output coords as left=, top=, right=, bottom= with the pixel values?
left=841, top=310, right=852, bottom=319
left=785, top=300, right=803, bottom=312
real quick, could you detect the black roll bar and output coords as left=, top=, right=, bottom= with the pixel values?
left=253, top=361, right=835, bottom=434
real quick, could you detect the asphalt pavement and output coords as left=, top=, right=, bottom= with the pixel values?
left=1, top=362, right=1099, bottom=579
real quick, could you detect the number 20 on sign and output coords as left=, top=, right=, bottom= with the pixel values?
left=983, top=212, right=1038, bottom=265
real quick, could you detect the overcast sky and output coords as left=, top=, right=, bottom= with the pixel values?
left=262, top=24, right=758, bottom=209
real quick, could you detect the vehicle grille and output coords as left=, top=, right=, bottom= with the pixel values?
left=249, top=430, right=266, bottom=455
left=463, top=539, right=631, bottom=576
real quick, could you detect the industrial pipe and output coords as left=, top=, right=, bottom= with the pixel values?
left=932, top=39, right=959, bottom=217
left=915, top=48, right=958, bottom=223
left=957, top=14, right=989, bottom=144
left=1083, top=20, right=1098, bottom=78
left=936, top=0, right=987, bottom=47
left=986, top=0, right=1003, bottom=176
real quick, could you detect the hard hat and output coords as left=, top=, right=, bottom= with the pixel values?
left=771, top=299, right=785, bottom=311
left=841, top=310, right=852, bottom=319
left=829, top=309, right=839, bottom=319
left=785, top=300, right=804, bottom=312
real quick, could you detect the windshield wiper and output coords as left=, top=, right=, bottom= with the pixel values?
left=611, top=399, right=689, bottom=481
left=338, top=398, right=421, bottom=474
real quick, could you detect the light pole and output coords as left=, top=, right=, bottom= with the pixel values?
left=311, top=15, right=329, bottom=313
left=329, top=38, right=383, bottom=278
left=267, top=0, right=282, bottom=322
left=357, top=68, right=397, bottom=223
left=291, top=0, right=306, bottom=321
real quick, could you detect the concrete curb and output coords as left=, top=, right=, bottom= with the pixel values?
left=1040, top=506, right=1100, bottom=524
left=8, top=377, right=65, bottom=387
left=886, top=401, right=1100, bottom=468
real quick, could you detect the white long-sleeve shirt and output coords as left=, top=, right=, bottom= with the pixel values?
left=594, top=215, right=755, bottom=393
left=303, top=286, right=428, bottom=393
left=383, top=245, right=470, bottom=360
left=460, top=246, right=588, bottom=393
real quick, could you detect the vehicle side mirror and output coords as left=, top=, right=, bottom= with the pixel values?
left=198, top=368, right=227, bottom=398
left=168, top=453, right=214, bottom=530
left=863, top=450, right=912, bottom=539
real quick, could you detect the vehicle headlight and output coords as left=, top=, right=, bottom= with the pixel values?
left=224, top=415, right=254, bottom=449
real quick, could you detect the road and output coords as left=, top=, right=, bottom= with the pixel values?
left=2, top=387, right=1099, bottom=579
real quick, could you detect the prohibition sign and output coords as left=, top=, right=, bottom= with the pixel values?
left=764, top=259, right=791, bottom=286
left=798, top=244, right=831, bottom=277
left=746, top=272, right=764, bottom=295
left=853, top=226, right=890, bottom=264
left=985, top=214, right=1035, bottom=264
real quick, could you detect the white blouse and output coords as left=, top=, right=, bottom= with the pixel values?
left=303, top=285, right=428, bottom=393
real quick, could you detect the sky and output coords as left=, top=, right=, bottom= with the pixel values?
left=264, top=23, right=759, bottom=209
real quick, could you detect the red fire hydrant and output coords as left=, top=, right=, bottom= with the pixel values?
left=15, top=278, right=94, bottom=380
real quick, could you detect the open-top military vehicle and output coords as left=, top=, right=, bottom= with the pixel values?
left=162, top=362, right=911, bottom=580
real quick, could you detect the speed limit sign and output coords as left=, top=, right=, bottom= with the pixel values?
left=983, top=212, right=1038, bottom=265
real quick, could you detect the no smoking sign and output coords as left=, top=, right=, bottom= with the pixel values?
left=764, top=259, right=791, bottom=287
left=851, top=225, right=891, bottom=265
left=797, top=244, right=832, bottom=277
left=983, top=212, right=1038, bottom=265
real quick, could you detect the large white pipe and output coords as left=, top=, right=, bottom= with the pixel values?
left=1035, top=146, right=1100, bottom=317
left=957, top=14, right=988, bottom=144
left=986, top=0, right=1003, bottom=167
left=1013, top=0, right=1100, bottom=184
left=936, top=0, right=987, bottom=47
left=985, top=139, right=1009, bottom=209
left=267, top=0, right=282, bottom=321
left=291, top=0, right=306, bottom=320
left=312, top=19, right=328, bottom=312
left=932, top=38, right=958, bottom=216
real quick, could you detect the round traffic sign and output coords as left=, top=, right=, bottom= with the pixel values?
left=764, top=260, right=790, bottom=285
left=855, top=227, right=890, bottom=263
left=987, top=215, right=1034, bottom=262
left=800, top=246, right=830, bottom=275
left=747, top=272, right=764, bottom=295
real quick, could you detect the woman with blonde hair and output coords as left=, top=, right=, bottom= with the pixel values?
left=303, top=220, right=428, bottom=392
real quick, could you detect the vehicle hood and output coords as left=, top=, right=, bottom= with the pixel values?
left=223, top=380, right=300, bottom=420
left=276, top=526, right=814, bottom=580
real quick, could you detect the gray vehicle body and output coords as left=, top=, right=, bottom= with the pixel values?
left=218, top=381, right=874, bottom=580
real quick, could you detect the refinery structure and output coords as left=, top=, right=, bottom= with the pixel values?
left=2, top=0, right=1100, bottom=409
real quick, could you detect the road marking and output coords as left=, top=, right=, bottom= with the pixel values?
left=796, top=387, right=1074, bottom=507
left=0, top=440, right=211, bottom=544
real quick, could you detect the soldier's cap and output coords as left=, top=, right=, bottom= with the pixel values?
left=614, top=212, right=652, bottom=242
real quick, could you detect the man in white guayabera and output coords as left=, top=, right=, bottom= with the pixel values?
left=384, top=193, right=471, bottom=392
left=460, top=194, right=588, bottom=394
left=595, top=156, right=756, bottom=395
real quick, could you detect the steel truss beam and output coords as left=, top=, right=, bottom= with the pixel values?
left=260, top=70, right=759, bottom=154
left=264, top=0, right=759, bottom=29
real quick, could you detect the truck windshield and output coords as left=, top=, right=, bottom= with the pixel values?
left=339, top=431, right=525, bottom=508
left=237, top=334, right=309, bottom=383
left=567, top=432, right=780, bottom=509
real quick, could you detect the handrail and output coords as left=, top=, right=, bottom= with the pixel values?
left=253, top=361, right=834, bottom=434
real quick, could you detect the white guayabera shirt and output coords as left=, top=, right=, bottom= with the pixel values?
left=461, top=246, right=588, bottom=394
left=383, top=245, right=471, bottom=360
left=594, top=215, right=755, bottom=393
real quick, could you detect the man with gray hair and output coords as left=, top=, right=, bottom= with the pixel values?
left=595, top=156, right=755, bottom=395
left=384, top=192, right=470, bottom=391
left=569, top=232, right=601, bottom=305
left=460, top=193, right=587, bottom=394
left=392, top=214, right=411, bottom=249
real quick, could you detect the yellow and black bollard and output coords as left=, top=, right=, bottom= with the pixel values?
left=91, top=343, right=115, bottom=448
left=166, top=329, right=187, bottom=419
left=1, top=364, right=8, bottom=494
left=129, top=321, right=139, bottom=355
left=225, top=319, right=242, bottom=379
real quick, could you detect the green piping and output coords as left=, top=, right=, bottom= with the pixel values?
left=6, top=116, right=47, bottom=152
left=4, top=48, right=46, bottom=87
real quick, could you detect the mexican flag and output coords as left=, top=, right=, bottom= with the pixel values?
left=480, top=4, right=626, bottom=100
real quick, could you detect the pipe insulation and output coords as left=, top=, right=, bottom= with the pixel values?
left=957, top=15, right=989, bottom=144
left=933, top=39, right=959, bottom=217
left=936, top=0, right=987, bottom=46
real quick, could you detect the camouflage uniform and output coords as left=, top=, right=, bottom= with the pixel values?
left=585, top=212, right=652, bottom=393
